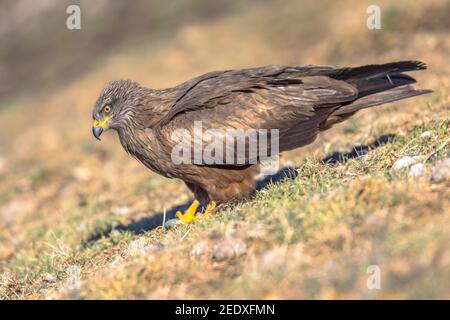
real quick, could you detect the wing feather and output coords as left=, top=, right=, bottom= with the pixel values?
left=157, top=65, right=358, bottom=166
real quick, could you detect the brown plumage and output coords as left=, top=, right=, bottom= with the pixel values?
left=92, top=61, right=430, bottom=217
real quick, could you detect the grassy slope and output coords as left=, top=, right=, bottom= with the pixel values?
left=0, top=0, right=449, bottom=299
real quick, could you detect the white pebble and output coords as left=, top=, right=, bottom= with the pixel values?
left=408, top=163, right=426, bottom=177
left=393, top=156, right=421, bottom=170
left=420, top=131, right=432, bottom=138
left=113, top=206, right=130, bottom=215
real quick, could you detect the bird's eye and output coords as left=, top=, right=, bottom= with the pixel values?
left=103, top=105, right=111, bottom=113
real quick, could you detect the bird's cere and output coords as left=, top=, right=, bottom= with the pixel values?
left=92, top=116, right=112, bottom=129
left=92, top=116, right=112, bottom=140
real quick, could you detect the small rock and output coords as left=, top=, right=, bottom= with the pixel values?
left=113, top=206, right=130, bottom=216
left=431, top=158, right=450, bottom=183
left=211, top=239, right=247, bottom=261
left=408, top=163, right=426, bottom=177
left=164, top=218, right=181, bottom=229
left=420, top=131, right=432, bottom=138
left=393, top=156, right=422, bottom=170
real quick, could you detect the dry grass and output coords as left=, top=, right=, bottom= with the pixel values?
left=0, top=0, right=449, bottom=299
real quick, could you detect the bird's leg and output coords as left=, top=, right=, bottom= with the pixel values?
left=176, top=200, right=200, bottom=224
left=202, top=201, right=217, bottom=219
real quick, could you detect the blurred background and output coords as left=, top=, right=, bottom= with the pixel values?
left=0, top=0, right=449, bottom=299
left=2, top=0, right=449, bottom=106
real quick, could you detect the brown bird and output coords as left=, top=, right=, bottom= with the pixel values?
left=92, top=61, right=430, bottom=223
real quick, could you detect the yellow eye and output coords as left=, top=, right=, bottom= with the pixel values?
left=103, top=105, right=111, bottom=113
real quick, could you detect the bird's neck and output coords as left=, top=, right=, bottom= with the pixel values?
left=117, top=125, right=171, bottom=177
left=133, top=88, right=179, bottom=128
left=117, top=124, right=143, bottom=156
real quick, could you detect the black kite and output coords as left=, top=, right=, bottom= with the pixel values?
left=92, top=61, right=430, bottom=223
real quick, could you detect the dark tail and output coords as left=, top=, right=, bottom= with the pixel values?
left=320, top=61, right=432, bottom=130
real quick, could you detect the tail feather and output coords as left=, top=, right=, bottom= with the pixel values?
left=335, top=60, right=431, bottom=112
left=320, top=60, right=432, bottom=130
left=355, top=73, right=418, bottom=97
left=334, top=85, right=432, bottom=116
left=331, top=60, right=427, bottom=81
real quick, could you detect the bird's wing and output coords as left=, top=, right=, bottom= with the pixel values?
left=157, top=65, right=358, bottom=166
left=158, top=65, right=344, bottom=126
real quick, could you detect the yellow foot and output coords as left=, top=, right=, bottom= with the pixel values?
left=176, top=200, right=200, bottom=224
left=202, top=201, right=217, bottom=219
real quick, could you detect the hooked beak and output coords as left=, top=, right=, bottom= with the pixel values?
left=92, top=117, right=111, bottom=141
left=92, top=126, right=103, bottom=140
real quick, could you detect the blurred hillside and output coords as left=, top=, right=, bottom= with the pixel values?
left=0, top=0, right=449, bottom=299
left=0, top=0, right=264, bottom=105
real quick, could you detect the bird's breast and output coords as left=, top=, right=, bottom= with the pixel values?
left=118, top=127, right=174, bottom=178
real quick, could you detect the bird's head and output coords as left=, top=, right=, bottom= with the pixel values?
left=92, top=79, right=142, bottom=140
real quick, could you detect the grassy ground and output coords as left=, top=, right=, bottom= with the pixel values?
left=0, top=0, right=449, bottom=299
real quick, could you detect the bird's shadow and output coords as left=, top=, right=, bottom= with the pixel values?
left=322, top=134, right=395, bottom=164
left=85, top=133, right=395, bottom=244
